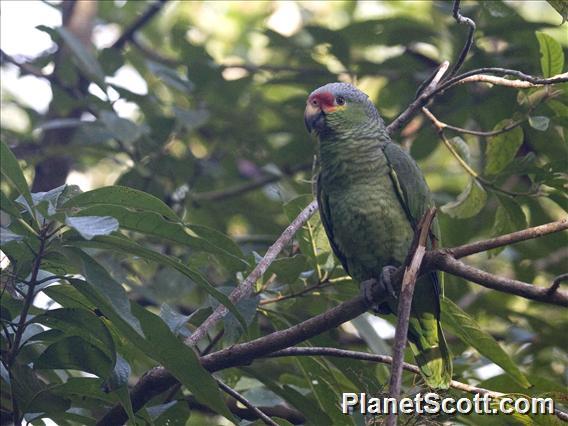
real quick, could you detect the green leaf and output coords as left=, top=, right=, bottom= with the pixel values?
left=449, top=136, right=472, bottom=165
left=56, top=27, right=106, bottom=87
left=12, top=363, right=71, bottom=415
left=152, top=401, right=191, bottom=426
left=547, top=0, right=568, bottom=23
left=35, top=336, right=114, bottom=378
left=99, top=110, right=145, bottom=144
left=284, top=195, right=333, bottom=276
left=490, top=195, right=528, bottom=257
left=63, top=185, right=178, bottom=220
left=33, top=308, right=116, bottom=362
left=131, top=303, right=235, bottom=422
left=66, top=235, right=247, bottom=330
left=159, top=303, right=191, bottom=337
left=147, top=60, right=194, bottom=94
left=441, top=179, right=487, bottom=219
left=64, top=248, right=142, bottom=334
left=528, top=116, right=550, bottom=131
left=485, top=122, right=524, bottom=175
left=441, top=298, right=531, bottom=388
left=265, top=255, right=308, bottom=283
left=1, top=190, right=23, bottom=217
left=112, top=385, right=136, bottom=426
left=535, top=31, right=565, bottom=78
left=0, top=140, right=34, bottom=219
left=73, top=204, right=246, bottom=271
left=65, top=216, right=119, bottom=240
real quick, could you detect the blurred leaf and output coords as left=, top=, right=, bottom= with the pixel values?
left=535, top=31, right=565, bottom=78
left=35, top=336, right=114, bottom=378
left=99, top=47, right=124, bottom=75
left=151, top=401, right=191, bottom=426
left=99, top=110, right=145, bottom=145
left=485, top=122, right=524, bottom=176
left=490, top=195, right=528, bottom=257
left=441, top=179, right=487, bottom=219
left=528, top=116, right=550, bottom=131
left=159, top=303, right=191, bottom=337
left=441, top=298, right=531, bottom=388
left=147, top=60, right=194, bottom=94
left=1, top=140, right=34, bottom=218
left=65, top=216, right=119, bottom=240
left=266, top=254, right=308, bottom=283
left=56, top=27, right=106, bottom=88
left=547, top=0, right=568, bottom=23
left=449, top=136, right=472, bottom=165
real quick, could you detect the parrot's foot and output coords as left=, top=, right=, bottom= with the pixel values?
left=361, top=266, right=398, bottom=311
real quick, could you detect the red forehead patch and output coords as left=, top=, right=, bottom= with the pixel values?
left=310, top=91, right=335, bottom=108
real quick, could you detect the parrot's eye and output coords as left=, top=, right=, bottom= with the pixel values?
left=310, top=98, right=318, bottom=106
left=335, top=96, right=346, bottom=106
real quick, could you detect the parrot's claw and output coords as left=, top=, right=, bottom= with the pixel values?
left=380, top=265, right=398, bottom=300
left=361, top=265, right=398, bottom=311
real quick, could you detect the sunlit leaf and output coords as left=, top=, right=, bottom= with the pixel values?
left=441, top=179, right=487, bottom=219
left=535, top=31, right=565, bottom=77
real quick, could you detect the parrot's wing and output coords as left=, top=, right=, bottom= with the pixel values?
left=382, top=142, right=440, bottom=245
left=316, top=173, right=350, bottom=275
left=382, top=142, right=442, bottom=295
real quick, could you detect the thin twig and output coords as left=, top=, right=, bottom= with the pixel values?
left=446, top=0, right=476, bottom=79
left=422, top=108, right=525, bottom=137
left=387, top=68, right=568, bottom=135
left=450, top=219, right=568, bottom=259
left=112, top=0, right=169, bottom=50
left=547, top=273, right=568, bottom=296
left=216, top=379, right=279, bottom=426
left=0, top=49, right=50, bottom=80
left=184, top=200, right=318, bottom=346
left=457, top=73, right=568, bottom=88
left=387, top=209, right=436, bottom=426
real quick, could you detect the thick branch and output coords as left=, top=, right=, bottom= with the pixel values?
left=99, top=212, right=568, bottom=425
left=184, top=200, right=318, bottom=346
left=457, top=73, right=568, bottom=88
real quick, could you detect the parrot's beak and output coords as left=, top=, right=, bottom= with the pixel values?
left=304, top=102, right=325, bottom=135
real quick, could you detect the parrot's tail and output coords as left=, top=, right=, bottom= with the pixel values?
left=408, top=319, right=453, bottom=389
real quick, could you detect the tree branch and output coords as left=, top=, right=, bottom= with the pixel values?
left=184, top=200, right=318, bottom=346
left=450, top=218, right=568, bottom=259
left=387, top=208, right=436, bottom=426
left=0, top=49, right=50, bottom=80
left=456, top=73, right=568, bottom=88
left=98, top=212, right=568, bottom=425
left=446, top=0, right=476, bottom=78
left=111, top=0, right=169, bottom=50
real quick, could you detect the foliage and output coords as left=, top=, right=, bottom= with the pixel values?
left=1, top=1, right=566, bottom=425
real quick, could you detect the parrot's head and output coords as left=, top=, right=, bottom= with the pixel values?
left=304, top=82, right=381, bottom=138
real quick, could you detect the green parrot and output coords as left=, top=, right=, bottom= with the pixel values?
left=304, top=82, right=452, bottom=389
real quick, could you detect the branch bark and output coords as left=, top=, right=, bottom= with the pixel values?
left=184, top=200, right=318, bottom=346
left=387, top=208, right=436, bottom=426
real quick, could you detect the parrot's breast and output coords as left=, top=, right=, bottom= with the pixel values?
left=324, top=172, right=413, bottom=282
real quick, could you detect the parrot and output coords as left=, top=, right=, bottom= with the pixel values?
left=304, top=82, right=452, bottom=389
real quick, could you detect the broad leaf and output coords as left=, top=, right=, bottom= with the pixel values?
left=441, top=179, right=487, bottom=219
left=484, top=122, right=524, bottom=176
left=0, top=141, right=34, bottom=219
left=535, top=31, right=565, bottom=78
left=441, top=298, right=531, bottom=388
left=65, top=216, right=119, bottom=240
